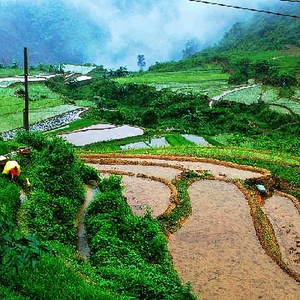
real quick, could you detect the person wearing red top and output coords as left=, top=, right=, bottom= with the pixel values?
left=9, top=166, right=19, bottom=181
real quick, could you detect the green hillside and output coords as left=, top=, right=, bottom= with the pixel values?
left=214, top=3, right=300, bottom=53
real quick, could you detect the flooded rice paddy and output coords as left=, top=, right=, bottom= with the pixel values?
left=182, top=134, right=210, bottom=146
left=83, top=155, right=300, bottom=299
left=61, top=125, right=144, bottom=146
left=170, top=181, right=300, bottom=299
left=263, top=194, right=300, bottom=274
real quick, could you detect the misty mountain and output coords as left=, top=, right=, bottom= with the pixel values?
left=213, top=3, right=300, bottom=52
left=0, top=1, right=109, bottom=66
left=1, top=0, right=276, bottom=69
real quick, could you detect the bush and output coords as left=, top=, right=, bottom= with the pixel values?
left=78, top=162, right=100, bottom=184
left=24, top=191, right=77, bottom=243
left=85, top=175, right=196, bottom=299
left=0, top=178, right=20, bottom=224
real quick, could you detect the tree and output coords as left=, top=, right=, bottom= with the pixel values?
left=182, top=39, right=200, bottom=59
left=137, top=55, right=146, bottom=71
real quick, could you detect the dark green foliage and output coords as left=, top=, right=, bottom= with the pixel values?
left=105, top=67, right=130, bottom=79
left=17, top=132, right=84, bottom=202
left=228, top=58, right=252, bottom=84
left=15, top=132, right=86, bottom=245
left=0, top=230, right=52, bottom=275
left=0, top=178, right=20, bottom=223
left=45, top=76, right=69, bottom=96
left=15, top=130, right=48, bottom=151
left=0, top=141, right=19, bottom=155
left=85, top=175, right=196, bottom=300
left=215, top=3, right=300, bottom=52
left=24, top=191, right=77, bottom=243
left=0, top=249, right=115, bottom=300
left=78, top=162, right=101, bottom=184
left=0, top=285, right=29, bottom=299
left=268, top=70, right=298, bottom=87
left=99, top=175, right=123, bottom=193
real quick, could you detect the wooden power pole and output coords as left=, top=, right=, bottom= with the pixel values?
left=23, top=47, right=29, bottom=131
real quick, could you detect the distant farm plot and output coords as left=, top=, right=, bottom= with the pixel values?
left=116, top=70, right=232, bottom=97
left=0, top=83, right=77, bottom=132
left=221, top=86, right=300, bottom=115
left=116, top=70, right=230, bottom=84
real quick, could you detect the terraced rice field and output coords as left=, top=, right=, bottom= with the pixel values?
left=81, top=154, right=300, bottom=300
left=0, top=83, right=72, bottom=132
left=221, top=86, right=300, bottom=116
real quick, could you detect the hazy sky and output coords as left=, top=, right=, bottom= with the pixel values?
left=66, top=0, right=283, bottom=69
left=0, top=0, right=285, bottom=69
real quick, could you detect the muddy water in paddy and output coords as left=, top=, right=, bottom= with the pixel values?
left=77, top=187, right=96, bottom=259
left=120, top=175, right=170, bottom=216
left=117, top=158, right=262, bottom=179
left=169, top=180, right=300, bottom=300
left=92, top=164, right=181, bottom=181
left=263, top=194, right=300, bottom=274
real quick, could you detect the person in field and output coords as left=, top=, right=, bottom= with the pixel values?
left=2, top=161, right=21, bottom=181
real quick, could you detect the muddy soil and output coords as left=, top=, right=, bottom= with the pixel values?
left=92, top=164, right=181, bottom=181
left=169, top=181, right=300, bottom=300
left=263, top=194, right=300, bottom=274
left=121, top=175, right=171, bottom=216
left=86, top=158, right=300, bottom=299
left=117, top=158, right=262, bottom=180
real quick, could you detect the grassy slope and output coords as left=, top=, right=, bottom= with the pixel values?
left=0, top=83, right=76, bottom=132
left=115, top=69, right=231, bottom=98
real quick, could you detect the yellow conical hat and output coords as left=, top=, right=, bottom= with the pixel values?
left=2, top=161, right=21, bottom=175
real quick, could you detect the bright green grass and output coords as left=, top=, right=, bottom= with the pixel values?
left=149, top=80, right=234, bottom=97
left=74, top=100, right=96, bottom=108
left=0, top=104, right=78, bottom=132
left=115, top=70, right=230, bottom=84
left=222, top=50, right=300, bottom=69
left=0, top=68, right=41, bottom=77
left=165, top=134, right=196, bottom=146
left=0, top=83, right=74, bottom=132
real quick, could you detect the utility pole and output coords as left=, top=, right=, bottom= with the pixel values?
left=23, top=47, right=29, bottom=131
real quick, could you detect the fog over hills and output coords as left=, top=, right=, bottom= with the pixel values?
left=0, top=0, right=287, bottom=69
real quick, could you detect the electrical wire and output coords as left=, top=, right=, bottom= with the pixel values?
left=280, top=0, right=300, bottom=3
left=189, top=0, right=300, bottom=19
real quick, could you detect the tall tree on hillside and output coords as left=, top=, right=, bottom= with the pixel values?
left=182, top=39, right=200, bottom=59
left=137, top=55, right=146, bottom=71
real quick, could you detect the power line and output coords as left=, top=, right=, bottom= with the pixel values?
left=280, top=0, right=300, bottom=3
left=189, top=0, right=300, bottom=19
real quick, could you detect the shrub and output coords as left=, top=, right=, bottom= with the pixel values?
left=24, top=191, right=77, bottom=243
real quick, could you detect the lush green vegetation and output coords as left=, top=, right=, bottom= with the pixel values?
left=2, top=3, right=300, bottom=298
left=46, top=75, right=300, bottom=158
left=0, top=140, right=19, bottom=155
left=0, top=132, right=196, bottom=299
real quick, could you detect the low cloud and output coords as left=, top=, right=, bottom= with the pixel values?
left=0, top=0, right=283, bottom=69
